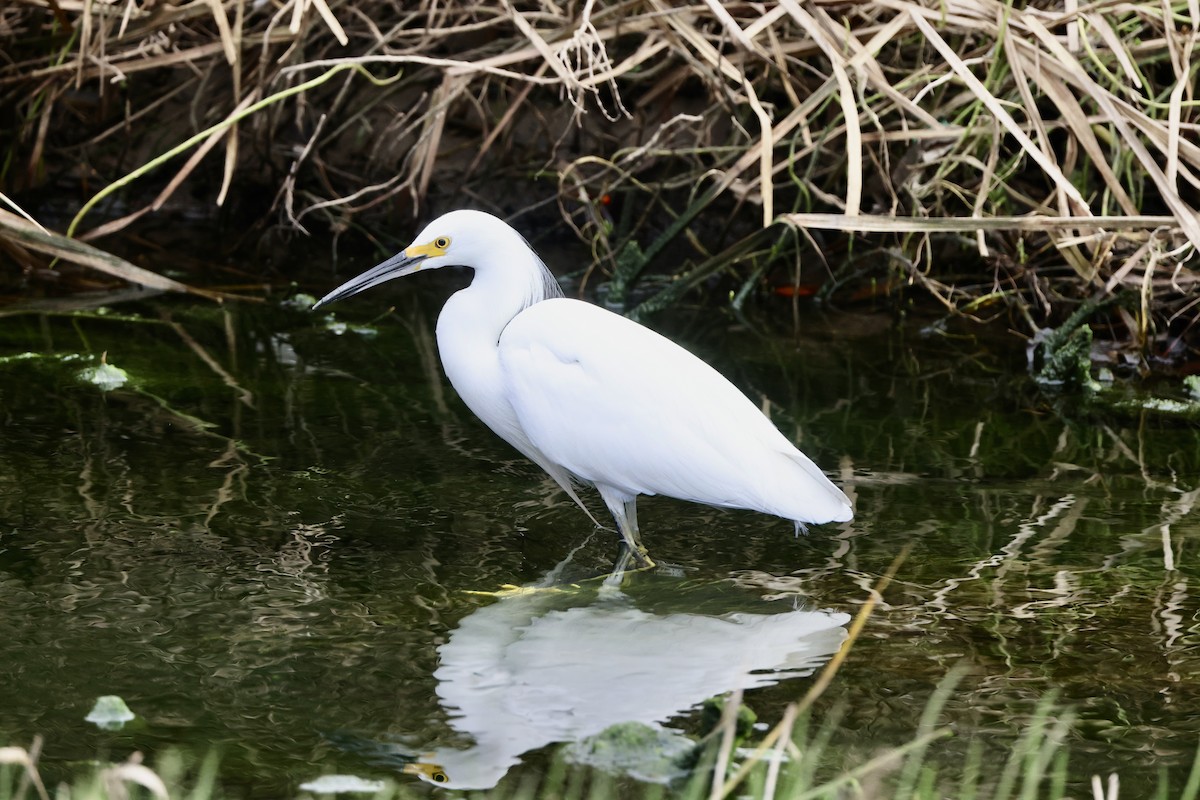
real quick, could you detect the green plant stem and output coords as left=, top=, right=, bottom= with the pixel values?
left=66, top=64, right=400, bottom=239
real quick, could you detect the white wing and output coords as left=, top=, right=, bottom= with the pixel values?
left=497, top=299, right=851, bottom=524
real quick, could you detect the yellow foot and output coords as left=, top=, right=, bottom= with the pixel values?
left=633, top=549, right=657, bottom=569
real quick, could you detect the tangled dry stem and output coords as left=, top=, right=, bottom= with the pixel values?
left=1, top=0, right=1198, bottom=361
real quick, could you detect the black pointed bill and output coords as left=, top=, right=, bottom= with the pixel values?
left=312, top=249, right=428, bottom=309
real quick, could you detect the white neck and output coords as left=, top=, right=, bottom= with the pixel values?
left=433, top=241, right=562, bottom=460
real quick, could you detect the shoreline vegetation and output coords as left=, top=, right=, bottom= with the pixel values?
left=3, top=1, right=1199, bottom=372
left=8, top=704, right=1199, bottom=800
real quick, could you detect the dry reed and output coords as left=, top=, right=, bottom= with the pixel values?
left=1, top=1, right=1197, bottom=363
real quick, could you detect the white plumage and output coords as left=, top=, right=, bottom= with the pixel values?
left=315, top=209, right=852, bottom=564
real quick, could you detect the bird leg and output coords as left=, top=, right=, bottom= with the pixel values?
left=615, top=498, right=655, bottom=568
left=596, top=486, right=656, bottom=567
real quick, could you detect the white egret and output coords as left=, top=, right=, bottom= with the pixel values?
left=314, top=210, right=852, bottom=565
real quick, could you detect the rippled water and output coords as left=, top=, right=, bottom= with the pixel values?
left=1, top=265, right=1197, bottom=796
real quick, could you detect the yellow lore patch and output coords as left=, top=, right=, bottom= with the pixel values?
left=406, top=236, right=450, bottom=259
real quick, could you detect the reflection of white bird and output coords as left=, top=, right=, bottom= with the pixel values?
left=315, top=210, right=852, bottom=564
left=409, top=587, right=849, bottom=789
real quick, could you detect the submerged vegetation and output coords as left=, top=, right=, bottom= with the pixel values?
left=1, top=0, right=1198, bottom=368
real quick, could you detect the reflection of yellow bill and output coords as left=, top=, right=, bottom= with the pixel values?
left=402, top=761, right=450, bottom=785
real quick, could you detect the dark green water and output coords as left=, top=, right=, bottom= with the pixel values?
left=1, top=265, right=1198, bottom=796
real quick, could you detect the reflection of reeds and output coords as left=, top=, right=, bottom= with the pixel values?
left=3, top=2, right=1198, bottom=345
left=707, top=547, right=910, bottom=800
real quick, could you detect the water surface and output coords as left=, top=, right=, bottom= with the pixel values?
left=1, top=265, right=1197, bottom=795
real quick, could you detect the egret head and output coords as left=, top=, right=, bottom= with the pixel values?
left=312, top=210, right=527, bottom=309
left=312, top=211, right=559, bottom=311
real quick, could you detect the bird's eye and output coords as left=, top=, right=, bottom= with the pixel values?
left=434, top=236, right=451, bottom=249
left=432, top=772, right=448, bottom=783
